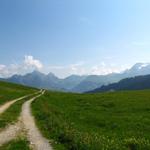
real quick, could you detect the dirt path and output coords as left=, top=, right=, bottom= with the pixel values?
left=0, top=121, right=22, bottom=146
left=0, top=94, right=36, bottom=145
left=0, top=95, right=27, bottom=114
left=0, top=91, right=39, bottom=114
left=0, top=90, right=52, bottom=150
left=21, top=91, right=53, bottom=150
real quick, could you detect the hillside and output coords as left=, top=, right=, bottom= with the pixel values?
left=89, top=74, right=150, bottom=93
left=32, top=90, right=150, bottom=150
left=1, top=80, right=150, bottom=149
left=0, top=80, right=37, bottom=105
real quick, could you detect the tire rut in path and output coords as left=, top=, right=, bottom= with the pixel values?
left=0, top=121, right=22, bottom=146
left=0, top=95, right=28, bottom=114
left=21, top=91, right=53, bottom=150
left=0, top=94, right=37, bottom=145
left=0, top=91, right=39, bottom=115
left=0, top=90, right=52, bottom=150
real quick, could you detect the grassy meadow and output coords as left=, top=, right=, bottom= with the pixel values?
left=0, top=81, right=37, bottom=105
left=32, top=90, right=150, bottom=150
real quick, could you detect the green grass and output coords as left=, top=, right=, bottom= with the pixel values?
left=0, top=92, right=39, bottom=129
left=32, top=90, right=150, bottom=150
left=0, top=80, right=39, bottom=129
left=0, top=81, right=38, bottom=149
left=0, top=81, right=37, bottom=105
left=0, top=138, right=30, bottom=150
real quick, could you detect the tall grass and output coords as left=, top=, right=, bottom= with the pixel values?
left=32, top=90, right=150, bottom=150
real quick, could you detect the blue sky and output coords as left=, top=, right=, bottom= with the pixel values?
left=0, top=0, right=150, bottom=78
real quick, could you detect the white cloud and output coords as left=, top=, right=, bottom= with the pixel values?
left=24, top=55, right=43, bottom=69
left=47, top=61, right=86, bottom=78
left=0, top=65, right=6, bottom=70
left=46, top=62, right=127, bottom=78
left=0, top=55, right=43, bottom=78
left=90, top=65, right=121, bottom=75
left=0, top=55, right=129, bottom=78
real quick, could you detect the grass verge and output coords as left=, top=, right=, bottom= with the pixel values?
left=0, top=138, right=30, bottom=150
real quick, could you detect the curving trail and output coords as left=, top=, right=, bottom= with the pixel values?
left=21, top=90, right=53, bottom=150
left=0, top=91, right=40, bottom=115
left=0, top=90, right=52, bottom=150
left=0, top=121, right=22, bottom=146
left=0, top=95, right=28, bottom=114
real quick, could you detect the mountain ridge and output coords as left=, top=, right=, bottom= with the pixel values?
left=88, top=74, right=150, bottom=93
left=1, top=63, right=150, bottom=92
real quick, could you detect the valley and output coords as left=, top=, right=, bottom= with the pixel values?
left=1, top=1, right=150, bottom=149
left=1, top=80, right=150, bottom=149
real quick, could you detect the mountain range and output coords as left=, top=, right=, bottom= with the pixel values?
left=1, top=63, right=150, bottom=93
left=89, top=74, right=150, bottom=93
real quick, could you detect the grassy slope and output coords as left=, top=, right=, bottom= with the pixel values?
left=32, top=90, right=150, bottom=150
left=0, top=81, right=37, bottom=105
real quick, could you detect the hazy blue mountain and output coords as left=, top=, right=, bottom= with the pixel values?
left=4, top=71, right=86, bottom=91
left=72, top=73, right=130, bottom=93
left=72, top=63, right=150, bottom=92
left=60, top=75, right=87, bottom=90
left=123, top=63, right=150, bottom=76
left=88, top=74, right=150, bottom=93
left=6, top=71, right=63, bottom=90
left=2, top=63, right=150, bottom=92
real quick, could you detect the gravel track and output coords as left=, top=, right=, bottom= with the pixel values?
left=0, top=95, right=29, bottom=114
left=0, top=90, right=53, bottom=150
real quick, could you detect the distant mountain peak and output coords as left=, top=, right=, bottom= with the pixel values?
left=47, top=72, right=56, bottom=77
left=2, top=62, right=150, bottom=93
left=47, top=72, right=58, bottom=78
left=65, top=74, right=86, bottom=79
left=9, top=74, right=22, bottom=79
left=31, top=70, right=44, bottom=75
left=131, top=63, right=150, bottom=70
left=46, top=72, right=60, bottom=81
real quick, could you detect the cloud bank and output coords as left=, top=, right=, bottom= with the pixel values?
left=0, top=55, right=127, bottom=78
left=0, top=55, right=43, bottom=77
